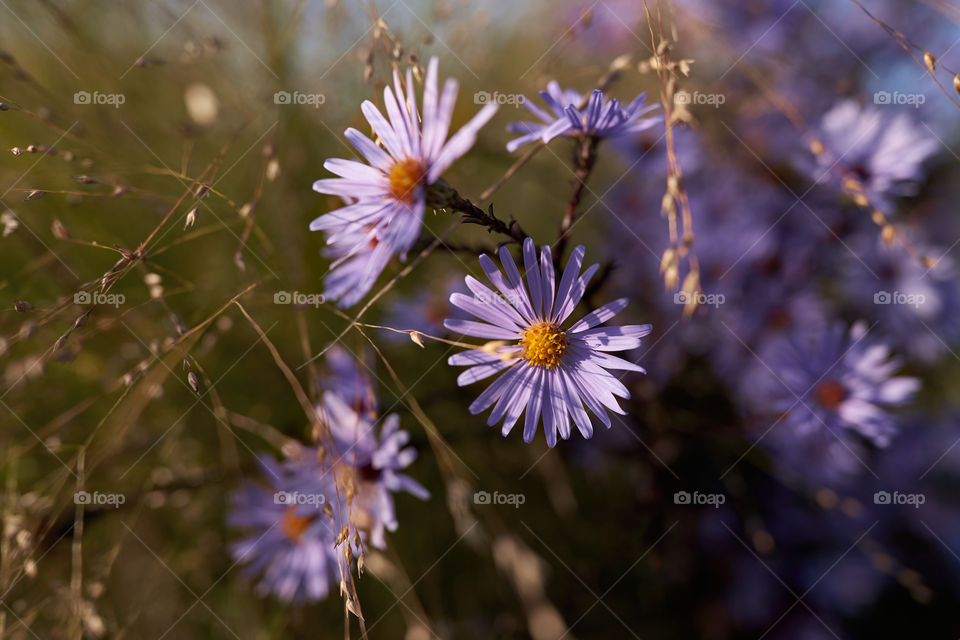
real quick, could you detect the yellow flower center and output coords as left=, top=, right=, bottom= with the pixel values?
left=388, top=157, right=426, bottom=204
left=519, top=322, right=567, bottom=369
left=279, top=506, right=315, bottom=543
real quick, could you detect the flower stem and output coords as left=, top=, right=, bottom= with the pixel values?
left=554, top=136, right=599, bottom=265
left=428, top=180, right=528, bottom=243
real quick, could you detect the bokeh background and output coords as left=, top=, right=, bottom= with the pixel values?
left=2, top=0, right=960, bottom=638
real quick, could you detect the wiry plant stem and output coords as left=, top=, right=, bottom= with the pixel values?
left=554, top=136, right=599, bottom=265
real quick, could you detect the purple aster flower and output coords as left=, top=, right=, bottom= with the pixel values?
left=505, top=81, right=583, bottom=152
left=444, top=237, right=651, bottom=447
left=744, top=320, right=919, bottom=455
left=228, top=349, right=429, bottom=602
left=228, top=455, right=342, bottom=603
left=539, top=88, right=660, bottom=144
left=813, top=100, right=938, bottom=210
left=318, top=391, right=429, bottom=549
left=310, top=56, right=498, bottom=307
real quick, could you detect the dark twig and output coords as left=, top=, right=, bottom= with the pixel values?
left=554, top=136, right=599, bottom=265
left=429, top=180, right=528, bottom=243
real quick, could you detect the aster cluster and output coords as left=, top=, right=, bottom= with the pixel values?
left=235, top=54, right=666, bottom=606
left=242, top=5, right=959, bottom=627
left=592, top=1, right=960, bottom=630
left=228, top=348, right=427, bottom=602
left=308, top=56, right=660, bottom=445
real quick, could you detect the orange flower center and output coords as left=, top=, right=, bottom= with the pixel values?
left=814, top=380, right=848, bottom=411
left=388, top=158, right=427, bottom=204
left=279, top=507, right=316, bottom=543
left=519, top=322, right=567, bottom=369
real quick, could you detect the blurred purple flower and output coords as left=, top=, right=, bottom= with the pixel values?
left=311, top=56, right=498, bottom=306
left=508, top=85, right=659, bottom=151
left=228, top=456, right=341, bottom=603
left=318, top=391, right=429, bottom=549
left=542, top=88, right=660, bottom=143
left=842, top=232, right=959, bottom=363
left=505, top=81, right=582, bottom=151
left=445, top=237, right=651, bottom=446
left=229, top=352, right=428, bottom=602
left=813, top=100, right=938, bottom=210
left=744, top=320, right=919, bottom=452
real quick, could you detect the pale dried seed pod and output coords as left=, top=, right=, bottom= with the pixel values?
left=681, top=270, right=700, bottom=308
left=659, top=247, right=677, bottom=274
left=266, top=158, right=280, bottom=181
left=664, top=263, right=679, bottom=290
left=661, top=193, right=676, bottom=217
left=52, top=219, right=70, bottom=239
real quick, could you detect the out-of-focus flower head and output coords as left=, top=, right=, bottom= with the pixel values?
left=508, top=86, right=659, bottom=151
left=229, top=351, right=428, bottom=602
left=228, top=455, right=341, bottom=603
left=505, top=81, right=582, bottom=152
left=545, top=89, right=660, bottom=143
left=318, top=391, right=429, bottom=549
left=742, top=321, right=919, bottom=485
left=842, top=232, right=960, bottom=363
left=813, top=100, right=938, bottom=210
